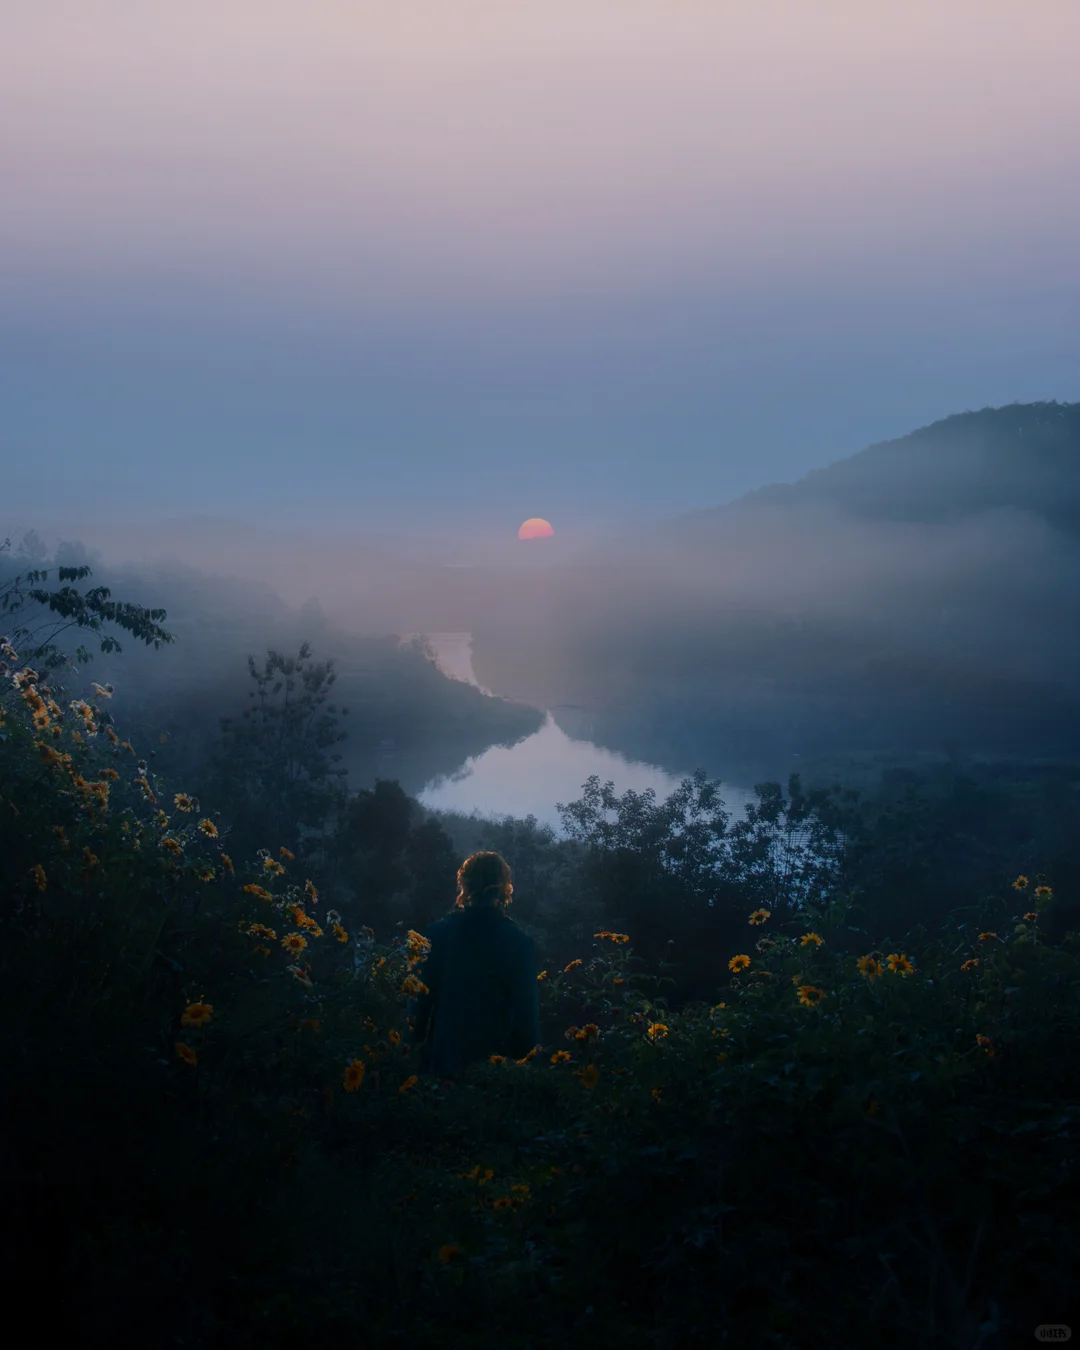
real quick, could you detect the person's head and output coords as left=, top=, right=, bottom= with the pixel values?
left=455, top=851, right=513, bottom=910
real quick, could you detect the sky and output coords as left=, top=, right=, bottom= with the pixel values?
left=3, top=0, right=1079, bottom=541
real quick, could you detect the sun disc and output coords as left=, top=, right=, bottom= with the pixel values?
left=518, top=517, right=554, bottom=540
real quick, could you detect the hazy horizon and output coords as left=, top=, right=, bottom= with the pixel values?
left=5, top=1, right=1080, bottom=534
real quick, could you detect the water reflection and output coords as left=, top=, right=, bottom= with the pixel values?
left=412, top=633, right=754, bottom=833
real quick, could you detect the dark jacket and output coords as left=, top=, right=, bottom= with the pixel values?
left=408, top=904, right=541, bottom=1076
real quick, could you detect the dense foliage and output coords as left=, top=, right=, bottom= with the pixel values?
left=1, top=565, right=1078, bottom=1348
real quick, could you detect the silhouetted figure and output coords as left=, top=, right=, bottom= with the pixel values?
left=408, top=852, right=541, bottom=1077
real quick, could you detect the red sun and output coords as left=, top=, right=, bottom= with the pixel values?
left=518, top=517, right=554, bottom=540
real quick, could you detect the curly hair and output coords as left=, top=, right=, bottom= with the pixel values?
left=455, top=851, right=513, bottom=909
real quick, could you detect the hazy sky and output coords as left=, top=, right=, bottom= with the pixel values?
left=4, top=0, right=1079, bottom=537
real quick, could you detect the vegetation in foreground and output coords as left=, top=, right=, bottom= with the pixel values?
left=1, top=557, right=1078, bottom=1349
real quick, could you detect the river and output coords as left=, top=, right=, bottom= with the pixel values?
left=412, top=633, right=756, bottom=834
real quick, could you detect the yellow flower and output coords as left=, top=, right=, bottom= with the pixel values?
left=173, top=793, right=195, bottom=813
left=961, top=958, right=980, bottom=971
left=866, top=1097, right=882, bottom=1116
left=282, top=933, right=308, bottom=956
left=563, top=959, right=583, bottom=973
left=1012, top=875, right=1029, bottom=890
left=550, top=1050, right=571, bottom=1064
left=135, top=777, right=156, bottom=805
left=279, top=846, right=295, bottom=861
left=333, top=923, right=348, bottom=944
left=243, top=884, right=272, bottom=901
left=1034, top=885, right=1052, bottom=899
left=797, top=985, right=827, bottom=1007
left=575, top=1023, right=600, bottom=1041
left=198, top=868, right=215, bottom=883
left=515, top=1045, right=541, bottom=1064
left=174, top=1042, right=198, bottom=1067
left=886, top=953, right=915, bottom=976
left=91, top=682, right=113, bottom=699
left=492, top=1196, right=513, bottom=1210
left=343, top=1059, right=366, bottom=1092
left=248, top=923, right=277, bottom=940
left=304, top=879, right=318, bottom=902
left=613, top=977, right=625, bottom=985
left=1023, top=912, right=1038, bottom=922
left=574, top=1064, right=600, bottom=1089
left=401, top=974, right=429, bottom=997
left=154, top=810, right=168, bottom=829
left=857, top=955, right=883, bottom=981
left=646, top=1022, right=669, bottom=1041
left=489, top=1054, right=506, bottom=1064
left=977, top=932, right=997, bottom=943
left=222, top=854, right=234, bottom=875
left=728, top=954, right=751, bottom=973
left=537, top=970, right=548, bottom=981
left=161, top=837, right=182, bottom=854
left=748, top=909, right=771, bottom=926
left=399, top=1075, right=418, bottom=1093
left=31, top=863, right=47, bottom=892
left=180, top=1001, right=213, bottom=1029
left=437, top=1244, right=464, bottom=1264
left=263, top=858, right=285, bottom=876
left=800, top=932, right=824, bottom=947
left=388, top=1029, right=401, bottom=1045
left=651, top=1087, right=663, bottom=1102
left=976, top=1034, right=995, bottom=1058
left=254, top=945, right=270, bottom=957
left=300, top=1019, right=320, bottom=1033
left=198, top=818, right=218, bottom=838
left=98, top=767, right=119, bottom=780
left=716, top=1052, right=729, bottom=1064
left=593, top=930, right=629, bottom=943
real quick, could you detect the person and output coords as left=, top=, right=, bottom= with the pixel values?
left=407, top=851, right=541, bottom=1077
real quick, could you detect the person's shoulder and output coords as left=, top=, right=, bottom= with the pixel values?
left=501, top=915, right=536, bottom=948
left=425, top=911, right=459, bottom=939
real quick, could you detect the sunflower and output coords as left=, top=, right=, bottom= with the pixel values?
left=550, top=1050, right=571, bottom=1064
left=282, top=933, right=308, bottom=956
left=198, top=818, right=218, bottom=838
left=488, top=1054, right=506, bottom=1064
left=574, top=1064, right=600, bottom=1089
left=180, top=1001, right=213, bottom=1029
left=800, top=932, right=824, bottom=947
left=242, top=884, right=272, bottom=901
left=797, top=985, right=827, bottom=1007
left=333, top=923, right=349, bottom=944
left=437, top=1244, right=465, bottom=1265
left=1034, top=885, right=1052, bottom=899
left=856, top=955, right=883, bottom=981
left=343, top=1059, right=366, bottom=1092
left=646, top=1022, right=669, bottom=1041
left=1011, top=875, right=1029, bottom=890
left=748, top=909, right=771, bottom=926
left=961, top=958, right=980, bottom=971
left=563, top=959, right=583, bottom=973
left=728, top=954, right=751, bottom=973
left=174, top=1042, right=198, bottom=1067
left=398, top=1076, right=418, bottom=1093
left=31, top=863, right=47, bottom=892
left=173, top=793, right=195, bottom=813
left=886, top=953, right=915, bottom=976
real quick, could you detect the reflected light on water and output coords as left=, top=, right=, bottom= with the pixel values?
left=419, top=710, right=752, bottom=833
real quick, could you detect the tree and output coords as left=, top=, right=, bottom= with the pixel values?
left=212, top=643, right=347, bottom=857
left=0, top=535, right=173, bottom=671
left=331, top=779, right=459, bottom=936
